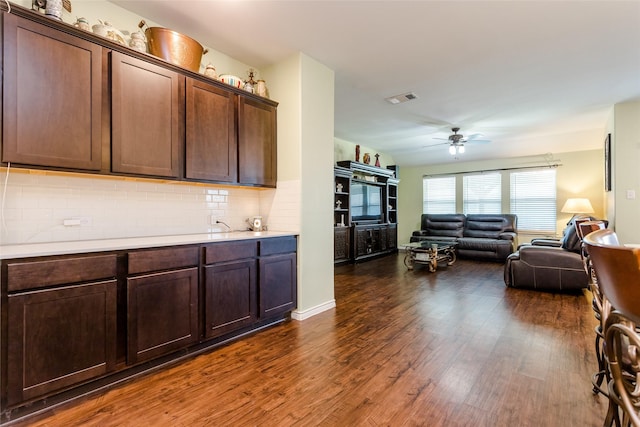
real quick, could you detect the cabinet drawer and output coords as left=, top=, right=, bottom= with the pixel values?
left=204, top=240, right=257, bottom=264
left=260, top=237, right=297, bottom=256
left=6, top=254, right=117, bottom=292
left=128, top=246, right=199, bottom=275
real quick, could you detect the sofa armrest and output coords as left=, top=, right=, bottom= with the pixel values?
left=530, top=238, right=562, bottom=247
left=498, top=232, right=517, bottom=241
left=517, top=245, right=583, bottom=269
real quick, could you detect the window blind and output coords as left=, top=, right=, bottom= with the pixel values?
left=422, top=176, right=456, bottom=214
left=463, top=173, right=501, bottom=214
left=510, top=169, right=556, bottom=232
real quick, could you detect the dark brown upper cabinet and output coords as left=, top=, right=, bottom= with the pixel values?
left=1, top=8, right=278, bottom=187
left=2, top=13, right=102, bottom=171
left=110, top=51, right=181, bottom=178
left=238, top=96, right=277, bottom=187
left=185, top=78, right=237, bottom=183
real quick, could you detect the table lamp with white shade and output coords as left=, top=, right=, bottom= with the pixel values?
left=561, top=198, right=594, bottom=219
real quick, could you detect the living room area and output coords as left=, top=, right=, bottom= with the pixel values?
left=327, top=98, right=640, bottom=426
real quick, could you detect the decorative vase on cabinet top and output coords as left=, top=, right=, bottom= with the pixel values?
left=44, top=0, right=62, bottom=20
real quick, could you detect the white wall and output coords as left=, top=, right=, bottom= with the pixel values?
left=611, top=100, right=640, bottom=243
left=334, top=138, right=395, bottom=168
left=259, top=53, right=337, bottom=319
left=297, top=54, right=335, bottom=318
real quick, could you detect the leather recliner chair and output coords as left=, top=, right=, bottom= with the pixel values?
left=504, top=217, right=602, bottom=291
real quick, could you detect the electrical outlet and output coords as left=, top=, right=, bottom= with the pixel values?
left=63, top=216, right=91, bottom=227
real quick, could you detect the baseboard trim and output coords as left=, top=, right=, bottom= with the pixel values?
left=291, top=299, right=336, bottom=321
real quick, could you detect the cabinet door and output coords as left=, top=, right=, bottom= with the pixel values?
left=334, top=227, right=351, bottom=262
left=204, top=259, right=257, bottom=339
left=127, top=267, right=198, bottom=364
left=354, top=227, right=371, bottom=258
left=379, top=226, right=388, bottom=251
left=7, top=281, right=117, bottom=406
left=111, top=52, right=181, bottom=178
left=2, top=14, right=102, bottom=170
left=259, top=253, right=297, bottom=318
left=387, top=224, right=397, bottom=250
left=238, top=96, right=277, bottom=187
left=185, top=78, right=237, bottom=182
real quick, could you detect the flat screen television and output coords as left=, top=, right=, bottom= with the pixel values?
left=351, top=182, right=383, bottom=223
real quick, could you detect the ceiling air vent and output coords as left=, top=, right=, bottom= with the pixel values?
left=385, top=92, right=418, bottom=104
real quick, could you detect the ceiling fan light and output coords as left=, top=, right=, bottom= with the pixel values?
left=458, top=145, right=465, bottom=154
left=449, top=145, right=456, bottom=155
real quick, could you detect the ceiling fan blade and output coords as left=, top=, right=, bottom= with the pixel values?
left=466, top=133, right=485, bottom=140
left=395, top=141, right=449, bottom=152
left=421, top=142, right=451, bottom=150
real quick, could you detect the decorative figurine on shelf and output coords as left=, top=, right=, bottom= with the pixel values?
left=375, top=153, right=380, bottom=167
left=363, top=153, right=371, bottom=164
left=355, top=145, right=360, bottom=162
left=244, top=69, right=257, bottom=93
left=339, top=214, right=345, bottom=227
left=129, top=30, right=147, bottom=53
left=203, top=63, right=218, bottom=79
left=74, top=17, right=91, bottom=31
left=336, top=200, right=342, bottom=209
left=336, top=182, right=343, bottom=192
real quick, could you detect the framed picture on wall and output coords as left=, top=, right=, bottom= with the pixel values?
left=604, top=133, right=612, bottom=192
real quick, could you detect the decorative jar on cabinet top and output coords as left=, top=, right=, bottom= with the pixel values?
left=256, top=80, right=268, bottom=98
left=129, top=31, right=146, bottom=52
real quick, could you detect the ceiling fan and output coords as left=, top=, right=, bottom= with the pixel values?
left=433, top=127, right=491, bottom=155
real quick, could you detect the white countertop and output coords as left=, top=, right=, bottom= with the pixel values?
left=0, top=231, right=298, bottom=259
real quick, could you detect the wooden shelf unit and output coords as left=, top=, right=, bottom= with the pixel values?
left=333, top=161, right=399, bottom=263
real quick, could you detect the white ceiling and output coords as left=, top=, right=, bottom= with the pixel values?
left=111, top=0, right=640, bottom=166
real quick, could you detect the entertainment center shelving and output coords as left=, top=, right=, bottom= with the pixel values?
left=334, top=161, right=399, bottom=263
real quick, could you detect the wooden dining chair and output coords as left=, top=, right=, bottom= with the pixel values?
left=584, top=229, right=640, bottom=427
left=577, top=220, right=611, bottom=395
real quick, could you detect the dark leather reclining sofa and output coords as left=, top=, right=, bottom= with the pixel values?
left=410, top=214, right=518, bottom=261
left=503, top=216, right=604, bottom=291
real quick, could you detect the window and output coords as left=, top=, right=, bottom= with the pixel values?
left=422, top=176, right=455, bottom=213
left=463, top=173, right=501, bottom=214
left=510, top=169, right=556, bottom=232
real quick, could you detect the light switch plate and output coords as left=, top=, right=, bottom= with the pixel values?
left=626, top=189, right=636, bottom=199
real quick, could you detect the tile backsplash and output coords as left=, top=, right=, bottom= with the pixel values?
left=0, top=168, right=300, bottom=245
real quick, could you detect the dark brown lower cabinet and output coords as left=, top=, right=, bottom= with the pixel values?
left=353, top=224, right=398, bottom=261
left=259, top=252, right=297, bottom=318
left=1, top=237, right=296, bottom=422
left=127, top=267, right=198, bottom=364
left=204, top=259, right=257, bottom=339
left=7, top=280, right=117, bottom=406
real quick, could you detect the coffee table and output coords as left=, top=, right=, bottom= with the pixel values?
left=403, top=240, right=458, bottom=272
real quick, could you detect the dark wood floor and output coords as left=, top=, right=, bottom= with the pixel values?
left=23, top=254, right=607, bottom=426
